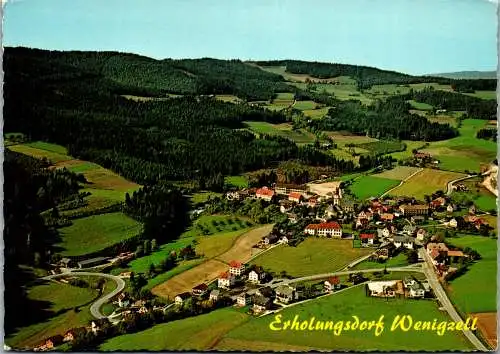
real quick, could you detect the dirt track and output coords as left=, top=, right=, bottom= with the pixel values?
left=152, top=224, right=273, bottom=299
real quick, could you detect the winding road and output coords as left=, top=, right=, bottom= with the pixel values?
left=42, top=271, right=126, bottom=319
left=445, top=174, right=475, bottom=196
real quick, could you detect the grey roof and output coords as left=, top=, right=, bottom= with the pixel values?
left=253, top=295, right=271, bottom=306
left=77, top=257, right=109, bottom=266
left=393, top=235, right=414, bottom=243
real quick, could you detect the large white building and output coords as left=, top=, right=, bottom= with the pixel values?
left=304, top=222, right=342, bottom=238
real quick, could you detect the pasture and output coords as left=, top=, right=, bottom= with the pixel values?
left=421, top=119, right=497, bottom=172
left=100, top=308, right=249, bottom=351
left=355, top=141, right=406, bottom=155
left=244, top=121, right=316, bottom=144
left=56, top=212, right=142, bottom=257
left=463, top=91, right=497, bottom=100
left=407, top=100, right=433, bottom=110
left=388, top=169, right=465, bottom=200
left=5, top=281, right=98, bottom=349
left=223, top=286, right=472, bottom=351
left=447, top=234, right=497, bottom=314
left=8, top=143, right=73, bottom=163
left=349, top=175, right=401, bottom=200
left=325, top=131, right=378, bottom=146
left=293, top=100, right=318, bottom=110
left=353, top=253, right=408, bottom=270
left=225, top=175, right=249, bottom=188
left=180, top=215, right=253, bottom=239
left=372, top=166, right=421, bottom=180
left=250, top=238, right=371, bottom=277
left=302, top=107, right=330, bottom=119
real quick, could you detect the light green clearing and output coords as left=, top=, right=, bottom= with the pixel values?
left=350, top=176, right=401, bottom=200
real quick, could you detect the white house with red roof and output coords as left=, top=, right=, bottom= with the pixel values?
left=324, top=276, right=341, bottom=292
left=218, top=271, right=236, bottom=288
left=255, top=187, right=275, bottom=202
left=288, top=192, right=303, bottom=203
left=304, top=222, right=342, bottom=238
left=360, top=233, right=376, bottom=245
left=229, top=260, right=245, bottom=276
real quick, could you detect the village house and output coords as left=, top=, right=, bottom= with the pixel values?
left=248, top=269, right=266, bottom=284
left=255, top=187, right=275, bottom=202
left=59, top=257, right=73, bottom=268
left=174, top=292, right=191, bottom=306
left=416, top=228, right=427, bottom=242
left=393, top=235, right=414, bottom=249
left=192, top=283, right=209, bottom=297
left=413, top=151, right=431, bottom=160
left=279, top=235, right=289, bottom=244
left=307, top=197, right=318, bottom=208
left=360, top=233, right=376, bottom=246
left=77, top=256, right=109, bottom=269
left=446, top=204, right=455, bottom=213
left=252, top=295, right=272, bottom=314
left=408, top=283, right=425, bottom=298
left=324, top=276, right=341, bottom=292
left=63, top=328, right=87, bottom=342
left=229, top=260, right=246, bottom=276
left=373, top=243, right=396, bottom=260
left=448, top=218, right=458, bottom=228
left=209, top=289, right=220, bottom=302
left=116, top=292, right=130, bottom=308
left=304, top=222, right=342, bottom=238
left=236, top=292, right=252, bottom=307
left=218, top=271, right=236, bottom=289
left=367, top=280, right=403, bottom=297
left=430, top=197, right=447, bottom=210
left=403, top=224, right=416, bottom=235
left=380, top=213, right=395, bottom=222
left=410, top=215, right=425, bottom=224
left=399, top=204, right=429, bottom=216
left=426, top=243, right=449, bottom=265
left=35, top=335, right=64, bottom=351
left=288, top=192, right=303, bottom=203
left=263, top=233, right=279, bottom=245
left=279, top=200, right=294, bottom=214
left=275, top=284, right=298, bottom=304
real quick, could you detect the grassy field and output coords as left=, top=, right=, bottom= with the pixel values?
left=421, top=119, right=497, bottom=173
left=190, top=191, right=223, bottom=204
left=408, top=100, right=433, bottom=110
left=388, top=169, right=465, bottom=200
left=56, top=212, right=142, bottom=256
left=463, top=91, right=497, bottom=100
left=349, top=176, right=401, bottom=200
left=144, top=259, right=205, bottom=291
left=180, top=215, right=253, bottom=239
left=224, top=175, right=249, bottom=188
left=244, top=121, right=316, bottom=144
left=352, top=253, right=409, bottom=270
left=5, top=281, right=98, bottom=349
left=447, top=234, right=497, bottom=314
left=100, top=307, right=249, bottom=351
left=215, top=94, right=242, bottom=103
left=372, top=166, right=421, bottom=180
left=355, top=141, right=406, bottom=155
left=8, top=143, right=73, bottom=163
left=222, top=286, right=472, bottom=351
left=196, top=229, right=251, bottom=259
left=303, top=107, right=330, bottom=119
left=325, top=131, right=378, bottom=146
left=251, top=238, right=371, bottom=277
left=451, top=177, right=497, bottom=212
left=389, top=140, right=428, bottom=160
left=293, top=100, right=318, bottom=110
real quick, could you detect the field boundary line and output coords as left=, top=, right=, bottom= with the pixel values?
left=380, top=167, right=424, bottom=197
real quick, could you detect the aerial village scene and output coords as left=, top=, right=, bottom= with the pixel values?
left=3, top=0, right=498, bottom=352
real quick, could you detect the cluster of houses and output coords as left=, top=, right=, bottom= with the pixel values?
left=34, top=321, right=102, bottom=351
left=425, top=242, right=469, bottom=277
left=366, top=277, right=430, bottom=299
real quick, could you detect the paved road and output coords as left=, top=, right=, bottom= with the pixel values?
left=268, top=265, right=424, bottom=288
left=419, top=249, right=489, bottom=351
left=42, top=271, right=126, bottom=319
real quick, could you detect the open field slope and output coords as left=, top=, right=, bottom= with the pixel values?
left=180, top=215, right=253, bottom=239
left=373, top=166, right=421, bottom=180
left=250, top=238, right=371, bottom=277
left=5, top=281, right=98, bottom=349
left=388, top=168, right=465, bottom=200
left=470, top=312, right=497, bottom=349
left=152, top=224, right=273, bottom=299
left=100, top=308, right=249, bottom=351
left=56, top=212, right=142, bottom=257
left=350, top=175, right=401, bottom=200
left=222, top=286, right=472, bottom=351
left=243, top=121, right=316, bottom=144
left=421, top=119, right=497, bottom=173
left=446, top=235, right=497, bottom=314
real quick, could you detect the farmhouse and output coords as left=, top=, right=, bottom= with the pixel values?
left=263, top=234, right=279, bottom=245
left=288, top=192, right=303, bottom=203
left=446, top=204, right=455, bottom=213
left=324, top=276, right=341, bottom=292
left=218, top=271, right=236, bottom=288
left=367, top=280, right=403, bottom=298
left=416, top=228, right=427, bottom=241
left=399, top=204, right=429, bottom=216
left=448, top=218, right=458, bottom=228
left=279, top=200, right=294, bottom=213
left=410, top=215, right=425, bottom=224
left=403, top=224, right=416, bottom=235
left=63, top=327, right=87, bottom=342
left=413, top=151, right=431, bottom=160
left=430, top=197, right=447, bottom=209
left=380, top=213, right=395, bottom=222
left=248, top=270, right=266, bottom=284
left=192, top=283, right=209, bottom=297
left=407, top=282, right=425, bottom=298
left=209, top=290, right=220, bottom=302
left=77, top=257, right=109, bottom=269
left=229, top=260, right=245, bottom=276
left=360, top=233, right=376, bottom=245
left=304, top=222, right=342, bottom=238
left=393, top=235, right=414, bottom=249
left=255, top=187, right=275, bottom=201
left=275, top=284, right=298, bottom=304
left=373, top=243, right=396, bottom=260
left=275, top=183, right=308, bottom=196
left=34, top=335, right=64, bottom=352
left=341, top=199, right=357, bottom=212
left=307, top=197, right=318, bottom=208
left=236, top=292, right=252, bottom=307
left=252, top=295, right=272, bottom=314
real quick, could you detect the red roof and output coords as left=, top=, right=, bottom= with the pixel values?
left=448, top=250, right=465, bottom=257
left=289, top=192, right=303, bottom=200
left=430, top=249, right=440, bottom=259
left=256, top=187, right=274, bottom=197
left=327, top=276, right=340, bottom=285
left=360, top=233, right=375, bottom=239
left=229, top=260, right=243, bottom=268
left=219, top=271, right=231, bottom=279
left=381, top=213, right=394, bottom=220
left=305, top=222, right=341, bottom=230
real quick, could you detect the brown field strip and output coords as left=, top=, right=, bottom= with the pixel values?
left=213, top=338, right=326, bottom=352
left=152, top=224, right=273, bottom=299
left=472, top=312, right=497, bottom=349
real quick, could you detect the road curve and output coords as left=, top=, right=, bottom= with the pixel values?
left=42, top=271, right=126, bottom=319
left=419, top=249, right=489, bottom=351
left=446, top=175, right=474, bottom=196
